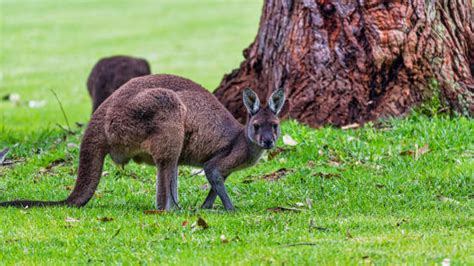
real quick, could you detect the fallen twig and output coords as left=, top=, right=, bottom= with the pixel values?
left=111, top=228, right=121, bottom=239
left=0, top=159, right=25, bottom=167
left=0, top=148, right=10, bottom=165
left=281, top=242, right=318, bottom=247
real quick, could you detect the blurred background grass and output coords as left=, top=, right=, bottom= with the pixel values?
left=0, top=0, right=261, bottom=131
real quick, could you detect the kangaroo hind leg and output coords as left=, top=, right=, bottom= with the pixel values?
left=141, top=88, right=185, bottom=210
left=156, top=161, right=179, bottom=210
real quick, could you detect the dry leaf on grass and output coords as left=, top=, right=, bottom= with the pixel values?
left=400, top=144, right=430, bottom=160
left=182, top=220, right=189, bottom=227
left=243, top=168, right=293, bottom=183
left=0, top=158, right=25, bottom=167
left=267, top=147, right=287, bottom=160
left=282, top=134, right=298, bottom=146
left=313, top=172, right=341, bottom=179
left=197, top=217, right=209, bottom=229
left=0, top=148, right=24, bottom=167
left=242, top=178, right=254, bottom=184
left=261, top=168, right=291, bottom=181
left=191, top=168, right=205, bottom=176
left=191, top=217, right=210, bottom=231
left=306, top=198, right=313, bottom=209
left=45, top=158, right=66, bottom=171
left=66, top=143, right=79, bottom=149
left=346, top=229, right=353, bottom=239
left=65, top=217, right=80, bottom=223
left=98, top=217, right=114, bottom=222
left=436, top=195, right=460, bottom=204
left=372, top=121, right=392, bottom=131
left=199, top=183, right=209, bottom=190
left=143, top=210, right=166, bottom=215
left=416, top=144, right=430, bottom=157
left=309, top=219, right=328, bottom=232
left=399, top=150, right=414, bottom=156
left=0, top=148, right=10, bottom=165
left=266, top=206, right=303, bottom=212
left=396, top=219, right=407, bottom=227
left=128, top=172, right=140, bottom=179
left=220, top=235, right=229, bottom=244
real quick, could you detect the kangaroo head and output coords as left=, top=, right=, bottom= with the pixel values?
left=243, top=87, right=285, bottom=149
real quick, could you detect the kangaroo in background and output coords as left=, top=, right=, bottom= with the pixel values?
left=0, top=74, right=285, bottom=211
left=87, top=55, right=151, bottom=112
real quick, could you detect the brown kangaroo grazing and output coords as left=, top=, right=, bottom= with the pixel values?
left=0, top=74, right=285, bottom=211
left=87, top=55, right=151, bottom=112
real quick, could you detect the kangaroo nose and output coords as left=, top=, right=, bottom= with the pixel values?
left=263, top=140, right=274, bottom=149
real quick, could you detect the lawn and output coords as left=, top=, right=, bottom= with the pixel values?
left=1, top=0, right=473, bottom=265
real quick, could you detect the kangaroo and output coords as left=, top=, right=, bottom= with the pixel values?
left=0, top=74, right=285, bottom=211
left=87, top=55, right=151, bottom=112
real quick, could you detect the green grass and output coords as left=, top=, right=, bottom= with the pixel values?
left=1, top=0, right=473, bottom=265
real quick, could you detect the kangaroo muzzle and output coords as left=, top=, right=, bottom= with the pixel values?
left=262, top=139, right=275, bottom=149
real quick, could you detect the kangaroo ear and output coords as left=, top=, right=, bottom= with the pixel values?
left=242, top=88, right=261, bottom=115
left=268, top=88, right=286, bottom=115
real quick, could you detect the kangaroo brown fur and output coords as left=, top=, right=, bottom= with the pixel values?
left=87, top=55, right=151, bottom=112
left=0, top=74, right=285, bottom=211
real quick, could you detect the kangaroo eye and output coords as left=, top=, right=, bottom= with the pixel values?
left=253, top=124, right=260, bottom=131
left=272, top=124, right=278, bottom=130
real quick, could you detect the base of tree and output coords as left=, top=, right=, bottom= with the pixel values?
left=214, top=0, right=474, bottom=127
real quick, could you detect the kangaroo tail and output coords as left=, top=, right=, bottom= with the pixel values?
left=0, top=117, right=108, bottom=208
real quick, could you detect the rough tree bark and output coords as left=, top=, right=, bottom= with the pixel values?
left=214, top=0, right=474, bottom=127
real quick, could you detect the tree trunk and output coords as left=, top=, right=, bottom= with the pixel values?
left=214, top=0, right=474, bottom=127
